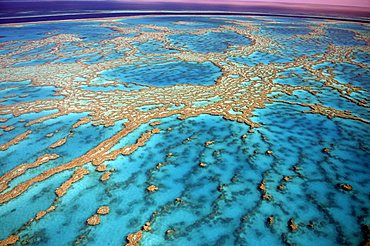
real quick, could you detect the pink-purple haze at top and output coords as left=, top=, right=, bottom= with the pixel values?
left=129, top=0, right=369, bottom=8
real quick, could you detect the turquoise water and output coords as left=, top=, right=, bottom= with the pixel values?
left=0, top=81, right=63, bottom=106
left=0, top=15, right=369, bottom=246
left=100, top=60, right=222, bottom=86
left=168, top=31, right=251, bottom=53
left=228, top=51, right=292, bottom=66
left=134, top=40, right=178, bottom=55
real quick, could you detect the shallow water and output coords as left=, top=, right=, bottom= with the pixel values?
left=0, top=15, right=369, bottom=246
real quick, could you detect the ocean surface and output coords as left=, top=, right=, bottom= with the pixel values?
left=0, top=1, right=369, bottom=24
left=0, top=14, right=369, bottom=246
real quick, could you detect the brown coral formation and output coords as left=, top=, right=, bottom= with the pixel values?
left=156, top=163, right=163, bottom=169
left=274, top=100, right=370, bottom=124
left=2, top=94, right=16, bottom=99
left=292, top=165, right=300, bottom=171
left=199, top=162, right=207, bottom=168
left=204, top=141, right=214, bottom=147
left=86, top=214, right=100, bottom=226
left=282, top=176, right=293, bottom=182
left=142, top=222, right=151, bottom=231
left=46, top=205, right=56, bottom=213
left=0, top=234, right=19, bottom=246
left=72, top=116, right=92, bottom=128
left=0, top=130, right=32, bottom=151
left=259, top=179, right=272, bottom=201
left=147, top=185, right=159, bottom=192
left=96, top=164, right=107, bottom=172
left=277, top=175, right=293, bottom=191
left=288, top=218, right=298, bottom=232
left=290, top=165, right=304, bottom=178
left=0, top=153, right=59, bottom=193
left=3, top=126, right=14, bottom=132
left=97, top=206, right=110, bottom=215
left=48, top=137, right=67, bottom=149
left=86, top=206, right=110, bottom=226
left=126, top=230, right=143, bottom=246
left=322, top=147, right=330, bottom=154
left=0, top=122, right=159, bottom=204
left=149, top=121, right=161, bottom=126
left=91, top=128, right=161, bottom=166
left=55, top=168, right=89, bottom=197
left=258, top=180, right=266, bottom=192
left=262, top=194, right=272, bottom=201
left=151, top=128, right=161, bottom=134
left=35, top=211, right=47, bottom=220
left=337, top=183, right=353, bottom=191
left=100, top=171, right=111, bottom=182
left=267, top=215, right=275, bottom=226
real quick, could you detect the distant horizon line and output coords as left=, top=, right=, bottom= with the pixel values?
left=0, top=0, right=369, bottom=9
left=0, top=0, right=369, bottom=24
left=1, top=10, right=369, bottom=25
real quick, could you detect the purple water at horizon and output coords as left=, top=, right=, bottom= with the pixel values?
left=0, top=1, right=369, bottom=23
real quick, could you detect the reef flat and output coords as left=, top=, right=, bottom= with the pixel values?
left=0, top=15, right=369, bottom=245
